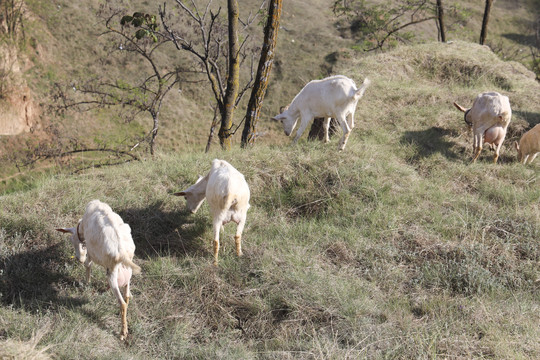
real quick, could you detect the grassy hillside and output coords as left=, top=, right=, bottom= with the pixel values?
left=1, top=0, right=539, bottom=189
left=0, top=0, right=342, bottom=191
left=1, top=41, right=539, bottom=358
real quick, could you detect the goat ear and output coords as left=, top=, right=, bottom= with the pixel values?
left=56, top=228, right=75, bottom=234
left=453, top=102, right=467, bottom=113
left=173, top=191, right=187, bottom=197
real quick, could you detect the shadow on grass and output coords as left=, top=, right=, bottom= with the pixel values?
left=0, top=201, right=207, bottom=336
left=496, top=152, right=517, bottom=164
left=458, top=145, right=517, bottom=165
left=514, top=110, right=540, bottom=128
left=400, top=126, right=461, bottom=161
left=0, top=243, right=87, bottom=312
left=502, top=33, right=538, bottom=48
left=118, top=200, right=207, bottom=259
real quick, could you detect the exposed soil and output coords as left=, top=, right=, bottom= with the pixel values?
left=0, top=43, right=40, bottom=135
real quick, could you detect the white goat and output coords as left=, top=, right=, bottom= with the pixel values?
left=454, top=92, right=512, bottom=163
left=515, top=123, right=540, bottom=164
left=174, top=159, right=250, bottom=265
left=56, top=200, right=141, bottom=340
left=272, top=75, right=371, bottom=151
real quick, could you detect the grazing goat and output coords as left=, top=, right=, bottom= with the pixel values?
left=272, top=75, right=370, bottom=151
left=174, top=159, right=250, bottom=266
left=515, top=123, right=540, bottom=164
left=454, top=92, right=512, bottom=163
left=56, top=200, right=141, bottom=340
left=279, top=104, right=339, bottom=142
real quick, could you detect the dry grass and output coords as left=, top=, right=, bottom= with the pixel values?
left=0, top=0, right=540, bottom=358
left=2, top=0, right=539, bottom=186
left=1, top=126, right=539, bottom=358
left=0, top=322, right=53, bottom=360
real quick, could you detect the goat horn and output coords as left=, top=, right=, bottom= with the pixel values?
left=453, top=102, right=467, bottom=113
left=56, top=228, right=75, bottom=234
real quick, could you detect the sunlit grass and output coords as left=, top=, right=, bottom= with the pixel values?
left=1, top=20, right=540, bottom=359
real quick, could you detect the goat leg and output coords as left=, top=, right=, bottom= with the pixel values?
left=120, top=302, right=128, bottom=341
left=213, top=220, right=221, bottom=266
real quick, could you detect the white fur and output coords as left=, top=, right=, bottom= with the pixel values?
left=454, top=92, right=512, bottom=163
left=273, top=75, right=371, bottom=151
left=56, top=200, right=141, bottom=340
left=175, top=159, right=250, bottom=265
left=515, top=123, right=540, bottom=164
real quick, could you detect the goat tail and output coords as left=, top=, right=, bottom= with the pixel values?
left=122, top=257, right=142, bottom=275
left=223, top=193, right=238, bottom=211
left=354, top=78, right=371, bottom=100
left=498, top=110, right=510, bottom=123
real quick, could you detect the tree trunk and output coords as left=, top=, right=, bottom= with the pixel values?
left=219, top=0, right=240, bottom=150
left=150, top=113, right=158, bottom=156
left=241, top=0, right=283, bottom=147
left=436, top=0, right=446, bottom=42
left=308, top=118, right=338, bottom=141
left=480, top=0, right=493, bottom=45
left=205, top=106, right=220, bottom=153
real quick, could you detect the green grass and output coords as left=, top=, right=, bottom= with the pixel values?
left=1, top=1, right=540, bottom=357
left=1, top=125, right=539, bottom=358
left=2, top=0, right=539, bottom=180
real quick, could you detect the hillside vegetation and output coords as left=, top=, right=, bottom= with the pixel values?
left=1, top=0, right=539, bottom=191
left=1, top=40, right=539, bottom=358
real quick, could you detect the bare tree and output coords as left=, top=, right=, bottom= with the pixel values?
left=53, top=7, right=182, bottom=156
left=220, top=0, right=240, bottom=150
left=335, top=0, right=477, bottom=51
left=480, top=0, right=493, bottom=45
left=0, top=0, right=25, bottom=98
left=241, top=0, right=282, bottom=147
left=333, top=0, right=438, bottom=51
left=530, top=15, right=540, bottom=80
left=436, top=0, right=446, bottom=42
left=160, top=0, right=264, bottom=150
left=0, top=0, right=25, bottom=41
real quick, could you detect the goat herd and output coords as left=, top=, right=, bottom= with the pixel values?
left=55, top=75, right=539, bottom=340
left=56, top=160, right=249, bottom=341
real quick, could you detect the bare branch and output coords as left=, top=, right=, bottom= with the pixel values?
left=365, top=16, right=437, bottom=51
left=239, top=0, right=267, bottom=29
left=236, top=54, right=256, bottom=107
left=57, top=148, right=139, bottom=161
left=205, top=105, right=220, bottom=153
left=174, top=0, right=205, bottom=22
